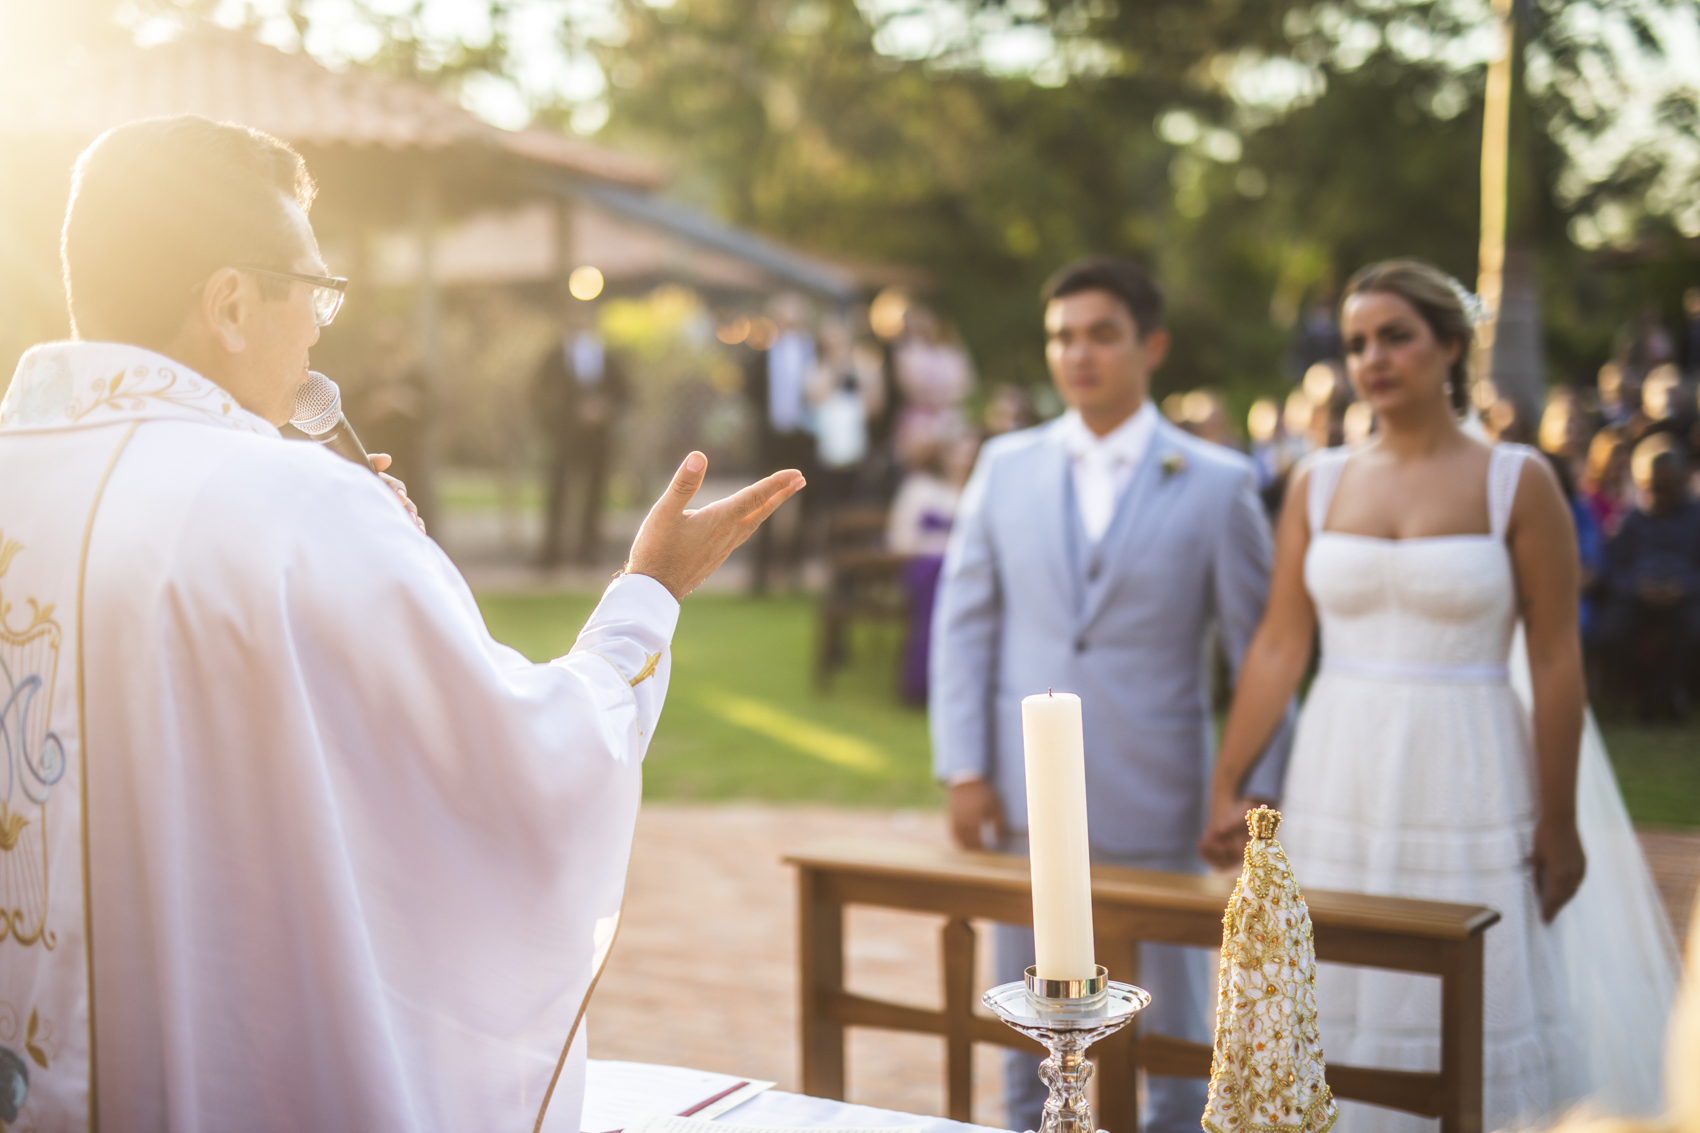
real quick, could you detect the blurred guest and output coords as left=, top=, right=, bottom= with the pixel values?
left=1644, top=363, right=1683, bottom=424
left=808, top=315, right=885, bottom=515
left=1246, top=397, right=1284, bottom=489
left=747, top=293, right=819, bottom=592
left=1250, top=390, right=1317, bottom=516
left=984, top=382, right=1038, bottom=436
left=533, top=306, right=628, bottom=566
left=1288, top=296, right=1341, bottom=379
left=887, top=431, right=979, bottom=705
left=1544, top=450, right=1605, bottom=647
left=1283, top=388, right=1316, bottom=454
left=1482, top=394, right=1535, bottom=445
left=1627, top=304, right=1676, bottom=375
left=1582, top=426, right=1634, bottom=539
left=1179, top=388, right=1237, bottom=448
left=892, top=306, right=975, bottom=463
left=1599, top=434, right=1700, bottom=719
left=1599, top=361, right=1641, bottom=428
left=1538, top=389, right=1591, bottom=483
left=1300, top=360, right=1352, bottom=449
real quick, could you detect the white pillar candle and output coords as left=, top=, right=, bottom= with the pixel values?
left=1020, top=691, right=1096, bottom=981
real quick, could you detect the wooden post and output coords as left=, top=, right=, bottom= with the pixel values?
left=798, top=866, right=847, bottom=1099
left=1093, top=935, right=1141, bottom=1133
left=941, top=918, right=976, bottom=1122
left=1437, top=936, right=1486, bottom=1133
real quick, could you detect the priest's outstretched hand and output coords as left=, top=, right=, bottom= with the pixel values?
left=627, top=450, right=805, bottom=598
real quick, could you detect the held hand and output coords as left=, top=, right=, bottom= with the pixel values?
left=627, top=452, right=804, bottom=599
left=1532, top=817, right=1586, bottom=923
left=370, top=453, right=426, bottom=535
left=1197, top=793, right=1267, bottom=871
left=947, top=779, right=1006, bottom=851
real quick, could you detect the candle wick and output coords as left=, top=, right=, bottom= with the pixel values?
left=1048, top=687, right=1053, bottom=697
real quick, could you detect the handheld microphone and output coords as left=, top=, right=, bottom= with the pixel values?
left=291, top=371, right=376, bottom=472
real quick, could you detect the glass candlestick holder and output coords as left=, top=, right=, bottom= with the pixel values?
left=981, top=966, right=1151, bottom=1133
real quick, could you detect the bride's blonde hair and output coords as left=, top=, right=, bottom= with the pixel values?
left=1340, top=259, right=1474, bottom=415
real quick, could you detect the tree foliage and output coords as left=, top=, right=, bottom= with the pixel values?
left=130, top=0, right=1700, bottom=398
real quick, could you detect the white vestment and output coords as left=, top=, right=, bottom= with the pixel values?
left=0, top=341, right=676, bottom=1132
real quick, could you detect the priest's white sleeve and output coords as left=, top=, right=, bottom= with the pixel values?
left=561, top=572, right=678, bottom=760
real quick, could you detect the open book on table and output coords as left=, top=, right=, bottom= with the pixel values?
left=581, top=1060, right=777, bottom=1133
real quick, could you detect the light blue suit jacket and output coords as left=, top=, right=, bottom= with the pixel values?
left=929, top=415, right=1293, bottom=860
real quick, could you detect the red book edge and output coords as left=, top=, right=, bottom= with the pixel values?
left=592, top=1079, right=752, bottom=1133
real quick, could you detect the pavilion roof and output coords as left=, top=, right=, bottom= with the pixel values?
left=0, top=28, right=666, bottom=190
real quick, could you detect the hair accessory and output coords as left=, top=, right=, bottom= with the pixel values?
left=1445, top=276, right=1493, bottom=327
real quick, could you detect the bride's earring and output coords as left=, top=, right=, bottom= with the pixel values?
left=1443, top=380, right=1454, bottom=399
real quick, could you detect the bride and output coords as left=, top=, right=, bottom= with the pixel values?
left=1199, top=259, right=1678, bottom=1130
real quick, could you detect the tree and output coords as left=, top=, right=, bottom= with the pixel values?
left=105, top=0, right=1700, bottom=404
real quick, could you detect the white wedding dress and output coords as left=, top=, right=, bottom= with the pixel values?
left=1280, top=443, right=1679, bottom=1132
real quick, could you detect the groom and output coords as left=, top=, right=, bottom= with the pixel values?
left=930, top=256, right=1293, bottom=1133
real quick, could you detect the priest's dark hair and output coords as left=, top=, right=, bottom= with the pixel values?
left=61, top=114, right=317, bottom=348
left=1040, top=256, right=1165, bottom=339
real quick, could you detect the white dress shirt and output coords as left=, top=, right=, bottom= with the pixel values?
left=1060, top=400, right=1158, bottom=544
left=569, top=331, right=605, bottom=385
left=767, top=330, right=816, bottom=432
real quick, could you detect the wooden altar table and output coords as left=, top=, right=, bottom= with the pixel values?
left=787, top=839, right=1500, bottom=1133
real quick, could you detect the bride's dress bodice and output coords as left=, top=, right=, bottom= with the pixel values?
left=1308, top=535, right=1516, bottom=670
left=1305, top=445, right=1526, bottom=677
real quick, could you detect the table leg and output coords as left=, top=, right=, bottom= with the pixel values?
left=799, top=868, right=846, bottom=1099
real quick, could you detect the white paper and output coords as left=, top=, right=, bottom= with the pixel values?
left=627, top=1115, right=923, bottom=1133
left=582, top=1061, right=776, bottom=1133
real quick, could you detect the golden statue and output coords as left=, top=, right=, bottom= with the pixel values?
left=1202, top=806, right=1337, bottom=1133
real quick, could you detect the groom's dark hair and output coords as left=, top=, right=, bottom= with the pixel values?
left=1041, top=257, right=1164, bottom=339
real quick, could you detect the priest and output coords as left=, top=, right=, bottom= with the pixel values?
left=0, top=114, right=801, bottom=1132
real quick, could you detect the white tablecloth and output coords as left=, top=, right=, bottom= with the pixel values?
left=716, top=1086, right=1012, bottom=1133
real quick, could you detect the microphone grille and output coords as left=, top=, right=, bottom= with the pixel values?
left=290, top=371, right=342, bottom=437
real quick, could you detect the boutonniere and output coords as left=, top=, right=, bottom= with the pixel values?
left=1160, top=452, right=1187, bottom=479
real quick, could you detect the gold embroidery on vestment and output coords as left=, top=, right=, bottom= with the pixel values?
left=75, top=421, right=140, bottom=1129
left=0, top=531, right=65, bottom=951
left=66, top=366, right=237, bottom=424
left=630, top=652, right=661, bottom=687
left=0, top=806, right=27, bottom=852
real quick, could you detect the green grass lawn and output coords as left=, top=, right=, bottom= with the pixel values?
left=1597, top=721, right=1700, bottom=829
left=440, top=468, right=545, bottom=515
left=477, top=590, right=1700, bottom=827
left=478, top=591, right=942, bottom=808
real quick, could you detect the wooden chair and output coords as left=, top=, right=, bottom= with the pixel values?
left=787, top=839, right=1499, bottom=1133
left=814, top=505, right=909, bottom=691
